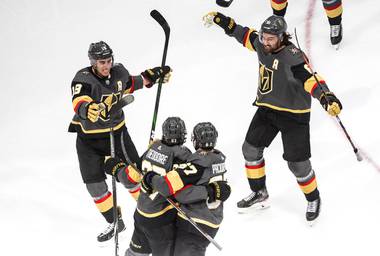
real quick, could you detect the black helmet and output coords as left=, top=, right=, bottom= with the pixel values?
left=191, top=122, right=218, bottom=150
left=88, top=41, right=113, bottom=64
left=260, top=15, right=287, bottom=35
left=259, top=15, right=287, bottom=43
left=162, top=117, right=187, bottom=145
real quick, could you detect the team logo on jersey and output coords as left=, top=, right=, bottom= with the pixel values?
left=259, top=62, right=273, bottom=94
left=99, top=93, right=121, bottom=121
left=290, top=47, right=300, bottom=55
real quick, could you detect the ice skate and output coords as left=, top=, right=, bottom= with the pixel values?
left=306, top=197, right=321, bottom=226
left=97, top=207, right=126, bottom=244
left=237, top=187, right=270, bottom=213
left=330, top=24, right=343, bottom=50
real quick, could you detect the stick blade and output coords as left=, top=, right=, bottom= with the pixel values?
left=109, top=95, right=135, bottom=116
left=150, top=9, right=170, bottom=34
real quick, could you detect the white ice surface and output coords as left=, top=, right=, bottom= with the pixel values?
left=1, top=0, right=379, bottom=255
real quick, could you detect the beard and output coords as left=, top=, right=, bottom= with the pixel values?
left=263, top=43, right=280, bottom=54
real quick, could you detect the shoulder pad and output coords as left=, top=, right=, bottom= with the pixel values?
left=187, top=150, right=225, bottom=168
left=112, top=63, right=130, bottom=82
left=172, top=145, right=192, bottom=161
left=72, top=67, right=96, bottom=84
left=282, top=43, right=305, bottom=66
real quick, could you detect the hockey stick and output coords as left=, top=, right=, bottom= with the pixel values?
left=216, top=0, right=234, bottom=7
left=294, top=28, right=363, bottom=162
left=108, top=95, right=134, bottom=256
left=166, top=198, right=223, bottom=251
left=148, top=9, right=170, bottom=145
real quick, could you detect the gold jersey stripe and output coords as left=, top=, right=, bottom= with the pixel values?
left=271, top=0, right=287, bottom=11
left=70, top=120, right=125, bottom=134
left=244, top=29, right=256, bottom=51
left=96, top=194, right=113, bottom=212
left=325, top=5, right=343, bottom=18
left=304, top=74, right=324, bottom=94
left=299, top=179, right=318, bottom=194
left=255, top=102, right=311, bottom=114
left=136, top=204, right=174, bottom=218
left=246, top=167, right=265, bottom=179
left=177, top=213, right=221, bottom=228
left=127, top=165, right=142, bottom=183
left=72, top=95, right=92, bottom=110
left=166, top=171, right=184, bottom=193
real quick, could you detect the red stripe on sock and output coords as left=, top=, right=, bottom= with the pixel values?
left=245, top=161, right=265, bottom=169
left=94, top=192, right=112, bottom=204
left=298, top=176, right=315, bottom=186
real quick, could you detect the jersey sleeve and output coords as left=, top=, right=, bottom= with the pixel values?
left=291, top=63, right=331, bottom=99
left=174, top=185, right=209, bottom=204
left=124, top=75, right=144, bottom=94
left=71, top=81, right=93, bottom=119
left=116, top=164, right=143, bottom=189
left=230, top=24, right=259, bottom=52
left=151, top=163, right=205, bottom=197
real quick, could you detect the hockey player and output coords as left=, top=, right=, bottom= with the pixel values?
left=203, top=13, right=342, bottom=224
left=270, top=0, right=343, bottom=48
left=141, top=122, right=231, bottom=256
left=104, top=118, right=228, bottom=256
left=68, top=41, right=171, bottom=243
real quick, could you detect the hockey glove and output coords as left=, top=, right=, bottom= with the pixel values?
left=104, top=157, right=126, bottom=180
left=141, top=66, right=172, bottom=88
left=206, top=180, right=231, bottom=203
left=203, top=12, right=236, bottom=35
left=319, top=92, right=342, bottom=116
left=86, top=102, right=105, bottom=122
left=141, top=171, right=159, bottom=194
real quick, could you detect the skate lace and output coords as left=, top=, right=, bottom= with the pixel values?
left=100, top=223, right=115, bottom=235
left=243, top=191, right=257, bottom=202
left=307, top=200, right=318, bottom=213
left=331, top=25, right=341, bottom=37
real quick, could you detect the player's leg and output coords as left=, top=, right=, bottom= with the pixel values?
left=321, top=0, right=343, bottom=47
left=280, top=116, right=321, bottom=223
left=76, top=136, right=124, bottom=242
left=271, top=0, right=288, bottom=17
left=237, top=108, right=278, bottom=210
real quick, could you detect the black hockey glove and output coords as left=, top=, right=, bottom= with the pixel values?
left=212, top=12, right=236, bottom=35
left=104, top=157, right=126, bottom=181
left=206, top=180, right=231, bottom=203
left=141, top=66, right=172, bottom=88
left=319, top=92, right=342, bottom=116
left=141, top=171, right=159, bottom=194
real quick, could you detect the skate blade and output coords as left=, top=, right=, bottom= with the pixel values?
left=237, top=200, right=270, bottom=214
left=307, top=217, right=319, bottom=227
left=333, top=43, right=340, bottom=50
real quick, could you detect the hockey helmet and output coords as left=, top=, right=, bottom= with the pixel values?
left=162, top=117, right=187, bottom=145
left=259, top=15, right=287, bottom=42
left=191, top=122, right=218, bottom=150
left=88, top=41, right=113, bottom=65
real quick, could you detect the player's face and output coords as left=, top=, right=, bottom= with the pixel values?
left=261, top=33, right=281, bottom=53
left=94, top=57, right=112, bottom=77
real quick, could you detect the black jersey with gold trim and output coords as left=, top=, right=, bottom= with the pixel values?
left=230, top=23, right=331, bottom=114
left=149, top=149, right=228, bottom=233
left=68, top=63, right=144, bottom=138
left=134, top=140, right=192, bottom=228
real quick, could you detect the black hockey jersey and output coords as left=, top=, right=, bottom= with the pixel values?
left=68, top=63, right=144, bottom=138
left=230, top=24, right=331, bottom=114
left=150, top=149, right=228, bottom=233
left=134, top=140, right=194, bottom=228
